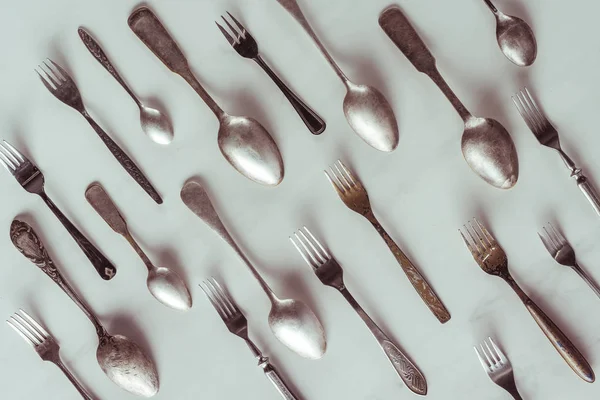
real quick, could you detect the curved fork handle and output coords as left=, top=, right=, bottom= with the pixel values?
left=55, top=361, right=94, bottom=400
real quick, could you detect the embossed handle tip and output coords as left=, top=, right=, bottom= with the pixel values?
left=10, top=220, right=63, bottom=281
left=382, top=340, right=427, bottom=395
left=85, top=183, right=129, bottom=236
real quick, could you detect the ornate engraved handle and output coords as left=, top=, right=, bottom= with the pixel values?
left=260, top=358, right=300, bottom=400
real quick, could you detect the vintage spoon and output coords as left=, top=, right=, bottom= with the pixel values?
left=85, top=183, right=192, bottom=311
left=180, top=180, right=326, bottom=359
left=482, top=0, right=537, bottom=67
left=10, top=220, right=159, bottom=397
left=78, top=28, right=174, bottom=145
left=379, top=6, right=519, bottom=189
left=276, top=0, right=398, bottom=152
left=128, top=7, right=283, bottom=186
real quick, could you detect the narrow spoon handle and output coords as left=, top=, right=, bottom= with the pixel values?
left=483, top=0, right=499, bottom=13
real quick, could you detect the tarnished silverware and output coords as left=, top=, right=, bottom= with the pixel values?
left=290, top=227, right=427, bottom=395
left=325, top=160, right=450, bottom=323
left=460, top=219, right=595, bottom=382
left=379, top=6, right=519, bottom=189
left=475, top=337, right=522, bottom=399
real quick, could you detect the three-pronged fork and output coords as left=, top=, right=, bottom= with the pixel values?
left=513, top=88, right=600, bottom=216
left=460, top=219, right=595, bottom=382
left=290, top=227, right=427, bottom=395
left=325, top=159, right=450, bottom=323
left=7, top=309, right=93, bottom=399
left=538, top=222, right=600, bottom=299
left=216, top=12, right=325, bottom=135
left=474, top=337, right=522, bottom=399
left=0, top=139, right=116, bottom=280
left=201, top=278, right=300, bottom=400
left=35, top=59, right=162, bottom=204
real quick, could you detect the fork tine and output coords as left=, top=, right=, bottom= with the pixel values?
left=538, top=229, right=557, bottom=254
left=333, top=163, right=353, bottom=192
left=547, top=223, right=566, bottom=246
left=3, top=141, right=25, bottom=163
left=13, top=314, right=45, bottom=343
left=303, top=227, right=331, bottom=259
left=221, top=15, right=242, bottom=41
left=480, top=343, right=494, bottom=368
left=0, top=142, right=20, bottom=167
left=0, top=145, right=17, bottom=172
left=524, top=88, right=550, bottom=129
left=40, top=63, right=62, bottom=89
left=513, top=90, right=542, bottom=134
left=45, top=59, right=69, bottom=82
left=336, top=160, right=358, bottom=188
left=211, top=278, right=240, bottom=317
left=542, top=226, right=560, bottom=251
left=474, top=219, right=495, bottom=247
left=8, top=316, right=40, bottom=345
left=215, top=21, right=236, bottom=46
left=468, top=221, right=487, bottom=252
left=474, top=345, right=491, bottom=371
left=489, top=338, right=507, bottom=363
left=484, top=340, right=499, bottom=366
left=519, top=90, right=545, bottom=132
left=459, top=228, right=479, bottom=257
left=18, top=310, right=48, bottom=339
left=325, top=169, right=346, bottom=195
left=36, top=68, right=58, bottom=92
left=7, top=319, right=36, bottom=347
left=291, top=231, right=320, bottom=269
left=299, top=228, right=328, bottom=264
left=205, top=279, right=233, bottom=319
left=200, top=281, right=228, bottom=320
left=226, top=12, right=247, bottom=38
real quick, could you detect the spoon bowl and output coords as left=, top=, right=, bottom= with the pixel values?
left=495, top=13, right=537, bottom=67
left=140, top=104, right=174, bottom=145
left=147, top=266, right=192, bottom=311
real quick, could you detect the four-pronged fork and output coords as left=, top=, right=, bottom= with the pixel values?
left=216, top=12, right=325, bottom=135
left=7, top=309, right=93, bottom=399
left=201, top=278, right=300, bottom=400
left=513, top=88, right=600, bottom=216
left=538, top=222, right=600, bottom=299
left=474, top=337, right=522, bottom=400
left=460, top=219, right=595, bottom=382
left=290, top=227, right=427, bottom=395
left=0, top=139, right=116, bottom=280
left=35, top=58, right=162, bottom=204
left=325, top=159, right=450, bottom=323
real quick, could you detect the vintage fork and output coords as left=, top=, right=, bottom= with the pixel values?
left=201, top=278, right=300, bottom=400
left=35, top=59, right=162, bottom=204
left=474, top=337, right=522, bottom=400
left=7, top=309, right=93, bottom=399
left=325, top=160, right=450, bottom=323
left=513, top=88, right=600, bottom=216
left=460, top=219, right=595, bottom=382
left=290, top=226, right=427, bottom=395
left=538, top=222, right=600, bottom=299
left=0, top=140, right=116, bottom=280
left=216, top=12, right=325, bottom=135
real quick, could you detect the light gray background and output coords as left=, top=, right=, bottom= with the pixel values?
left=0, top=0, right=599, bottom=399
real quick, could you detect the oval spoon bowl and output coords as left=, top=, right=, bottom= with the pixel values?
left=140, top=104, right=174, bottom=145
left=147, top=266, right=192, bottom=311
left=496, top=14, right=537, bottom=67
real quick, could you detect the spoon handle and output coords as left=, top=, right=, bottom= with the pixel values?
left=483, top=0, right=499, bottom=13
left=10, top=220, right=107, bottom=339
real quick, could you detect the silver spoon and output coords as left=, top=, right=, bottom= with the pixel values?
left=180, top=180, right=326, bottom=359
left=276, top=0, right=399, bottom=152
left=128, top=7, right=284, bottom=186
left=379, top=6, right=519, bottom=189
left=85, top=183, right=192, bottom=311
left=482, top=0, right=537, bottom=67
left=10, top=220, right=159, bottom=397
left=78, top=28, right=174, bottom=145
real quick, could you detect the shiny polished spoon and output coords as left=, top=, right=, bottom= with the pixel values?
left=10, top=220, right=159, bottom=397
left=181, top=180, right=326, bottom=359
left=78, top=28, right=174, bottom=145
left=129, top=7, right=283, bottom=186
left=482, top=0, right=537, bottom=67
left=276, top=0, right=398, bottom=152
left=85, top=183, right=192, bottom=311
left=379, top=6, right=518, bottom=189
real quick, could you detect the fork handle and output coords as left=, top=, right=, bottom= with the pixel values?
left=54, top=360, right=94, bottom=399
left=575, top=170, right=600, bottom=217
left=254, top=55, right=325, bottom=135
left=571, top=262, right=600, bottom=299
left=258, top=357, right=300, bottom=400
left=39, top=192, right=116, bottom=281
left=506, top=276, right=595, bottom=382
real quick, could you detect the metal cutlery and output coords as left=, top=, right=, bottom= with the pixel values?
left=379, top=6, right=519, bottom=189
left=325, top=160, right=450, bottom=323
left=180, top=180, right=326, bottom=359
left=10, top=220, right=159, bottom=397
left=538, top=222, right=600, bottom=299
left=276, top=0, right=398, bottom=152
left=290, top=227, right=427, bottom=395
left=460, top=219, right=595, bottom=382
left=475, top=337, right=522, bottom=399
left=7, top=309, right=94, bottom=399
left=201, top=278, right=301, bottom=400
left=217, top=12, right=325, bottom=135
left=85, top=183, right=192, bottom=310
left=35, top=59, right=162, bottom=204
left=128, top=7, right=284, bottom=186
left=78, top=27, right=174, bottom=145
left=0, top=139, right=116, bottom=280
left=513, top=88, right=600, bottom=216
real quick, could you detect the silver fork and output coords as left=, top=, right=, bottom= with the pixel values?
left=35, top=59, right=162, bottom=204
left=201, top=278, right=300, bottom=400
left=475, top=337, right=523, bottom=400
left=216, top=12, right=325, bottom=135
left=7, top=309, right=93, bottom=399
left=290, top=227, right=427, bottom=395
left=0, top=140, right=116, bottom=280
left=513, top=88, right=600, bottom=216
left=539, top=222, right=600, bottom=299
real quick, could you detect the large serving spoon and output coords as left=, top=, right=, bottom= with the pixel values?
left=482, top=0, right=537, bottom=67
left=10, top=220, right=159, bottom=397
left=276, top=0, right=399, bottom=152
left=85, top=183, right=192, bottom=311
left=379, top=6, right=519, bottom=189
left=128, top=7, right=283, bottom=186
left=180, top=180, right=326, bottom=359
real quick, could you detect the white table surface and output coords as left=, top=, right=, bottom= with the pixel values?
left=1, top=0, right=600, bottom=398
